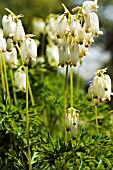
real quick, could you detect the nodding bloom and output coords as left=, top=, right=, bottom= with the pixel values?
left=0, top=36, right=6, bottom=52
left=14, top=20, right=25, bottom=42
left=6, top=38, right=13, bottom=51
left=3, top=47, right=18, bottom=68
left=14, top=67, right=26, bottom=92
left=56, top=14, right=67, bottom=38
left=65, top=107, right=79, bottom=140
left=2, top=15, right=16, bottom=38
left=82, top=0, right=99, bottom=15
left=90, top=12, right=103, bottom=36
left=58, top=42, right=79, bottom=67
left=88, top=68, right=112, bottom=105
left=20, top=38, right=37, bottom=64
left=46, top=44, right=59, bottom=67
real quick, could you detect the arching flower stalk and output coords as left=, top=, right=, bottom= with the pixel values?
left=57, top=0, right=102, bottom=139
left=88, top=68, right=113, bottom=133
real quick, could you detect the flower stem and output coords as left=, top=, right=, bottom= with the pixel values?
left=10, top=68, right=18, bottom=105
left=95, top=105, right=99, bottom=134
left=18, top=45, right=36, bottom=112
left=70, top=66, right=73, bottom=110
left=0, top=53, right=6, bottom=101
left=2, top=54, right=10, bottom=104
left=64, top=65, right=68, bottom=143
left=28, top=77, right=36, bottom=114
left=25, top=66, right=32, bottom=170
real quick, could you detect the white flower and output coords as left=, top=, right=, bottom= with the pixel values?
left=79, top=44, right=89, bottom=58
left=82, top=0, right=99, bottom=15
left=84, top=13, right=92, bottom=33
left=21, top=38, right=37, bottom=64
left=58, top=45, right=66, bottom=67
left=6, top=38, right=13, bottom=51
left=65, top=107, right=79, bottom=139
left=75, top=26, right=85, bottom=45
left=0, top=37, right=6, bottom=52
left=70, top=15, right=77, bottom=34
left=14, top=67, right=26, bottom=92
left=92, top=76, right=103, bottom=99
left=33, top=18, right=45, bottom=36
left=14, top=20, right=25, bottom=42
left=69, top=43, right=79, bottom=66
left=65, top=112, right=72, bottom=131
left=71, top=111, right=79, bottom=140
left=3, top=47, right=18, bottom=68
left=46, top=44, right=59, bottom=67
left=2, top=15, right=16, bottom=38
left=90, top=12, right=103, bottom=36
left=25, top=38, right=37, bottom=62
left=84, top=32, right=94, bottom=47
left=58, top=43, right=70, bottom=66
left=56, top=14, right=67, bottom=37
left=88, top=69, right=112, bottom=105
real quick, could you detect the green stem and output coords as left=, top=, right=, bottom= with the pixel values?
left=95, top=105, right=99, bottom=134
left=70, top=66, right=73, bottom=109
left=28, top=78, right=36, bottom=111
left=41, top=25, right=46, bottom=56
left=2, top=54, right=10, bottom=104
left=25, top=66, right=32, bottom=170
left=10, top=68, right=18, bottom=105
left=64, top=65, right=68, bottom=143
left=18, top=45, right=36, bottom=111
left=0, top=53, right=6, bottom=101
left=76, top=68, right=80, bottom=98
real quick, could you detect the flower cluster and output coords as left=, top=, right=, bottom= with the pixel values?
left=57, top=1, right=102, bottom=67
left=88, top=68, right=112, bottom=105
left=65, top=107, right=79, bottom=140
left=0, top=9, right=38, bottom=92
